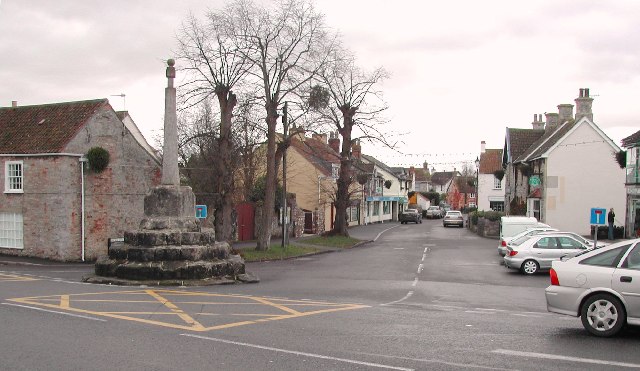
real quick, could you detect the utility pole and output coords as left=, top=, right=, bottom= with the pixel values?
left=281, top=102, right=288, bottom=247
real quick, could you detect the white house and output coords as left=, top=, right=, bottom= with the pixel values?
left=477, top=141, right=505, bottom=211
left=361, top=154, right=409, bottom=224
left=503, top=88, right=625, bottom=234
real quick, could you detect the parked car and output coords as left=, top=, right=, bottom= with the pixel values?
left=399, top=209, right=422, bottom=224
left=498, top=227, right=558, bottom=256
left=443, top=210, right=463, bottom=227
left=425, top=206, right=442, bottom=219
left=545, top=239, right=640, bottom=337
left=504, top=233, right=591, bottom=275
left=498, top=216, right=551, bottom=256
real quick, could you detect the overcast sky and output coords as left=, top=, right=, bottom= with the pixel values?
left=1, top=0, right=638, bottom=171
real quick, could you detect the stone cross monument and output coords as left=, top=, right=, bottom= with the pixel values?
left=89, top=60, right=255, bottom=285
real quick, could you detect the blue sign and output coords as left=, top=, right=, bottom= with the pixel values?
left=590, top=208, right=606, bottom=225
left=195, top=205, right=208, bottom=219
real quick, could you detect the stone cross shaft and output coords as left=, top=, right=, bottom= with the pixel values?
left=162, top=59, right=179, bottom=186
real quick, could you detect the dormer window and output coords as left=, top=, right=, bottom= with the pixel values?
left=331, top=164, right=339, bottom=179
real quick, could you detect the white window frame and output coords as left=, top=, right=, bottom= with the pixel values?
left=494, top=177, right=502, bottom=189
left=331, top=164, right=340, bottom=179
left=4, top=161, right=24, bottom=193
left=0, top=213, right=23, bottom=249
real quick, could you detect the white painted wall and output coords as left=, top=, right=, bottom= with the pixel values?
left=544, top=120, right=625, bottom=234
left=478, top=173, right=505, bottom=211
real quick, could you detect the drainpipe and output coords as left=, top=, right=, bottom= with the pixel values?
left=79, top=156, right=88, bottom=262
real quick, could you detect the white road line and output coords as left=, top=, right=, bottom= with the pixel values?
left=412, top=278, right=418, bottom=287
left=393, top=248, right=404, bottom=250
left=421, top=254, right=426, bottom=261
left=181, top=334, right=414, bottom=371
left=354, top=351, right=515, bottom=371
left=2, top=303, right=107, bottom=321
left=465, top=310, right=496, bottom=315
left=417, top=264, right=424, bottom=274
left=473, top=308, right=507, bottom=312
left=381, top=291, right=414, bottom=306
left=374, top=225, right=401, bottom=242
left=492, top=349, right=640, bottom=368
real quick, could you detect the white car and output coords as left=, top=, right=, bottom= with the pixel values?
left=545, top=239, right=640, bottom=337
left=498, top=227, right=558, bottom=256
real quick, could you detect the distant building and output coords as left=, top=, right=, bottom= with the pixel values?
left=0, top=99, right=161, bottom=261
left=477, top=141, right=505, bottom=211
left=621, top=129, right=640, bottom=237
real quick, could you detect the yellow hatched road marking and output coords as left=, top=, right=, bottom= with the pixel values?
left=0, top=273, right=39, bottom=282
left=7, top=290, right=370, bottom=332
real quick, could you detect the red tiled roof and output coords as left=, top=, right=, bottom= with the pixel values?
left=431, top=171, right=456, bottom=185
left=479, top=149, right=503, bottom=174
left=289, top=136, right=340, bottom=176
left=413, top=168, right=430, bottom=182
left=0, top=99, right=108, bottom=154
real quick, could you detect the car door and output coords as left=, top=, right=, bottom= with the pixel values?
left=612, top=243, right=640, bottom=319
left=557, top=236, right=589, bottom=259
left=531, top=237, right=560, bottom=269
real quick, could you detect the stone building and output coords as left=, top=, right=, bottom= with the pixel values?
left=0, top=99, right=161, bottom=261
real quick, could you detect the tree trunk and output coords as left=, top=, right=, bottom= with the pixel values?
left=215, top=89, right=236, bottom=242
left=331, top=108, right=356, bottom=236
left=256, top=103, right=279, bottom=250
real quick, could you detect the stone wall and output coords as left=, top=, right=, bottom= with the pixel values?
left=469, top=217, right=500, bottom=239
left=0, top=105, right=161, bottom=261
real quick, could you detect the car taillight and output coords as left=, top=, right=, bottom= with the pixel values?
left=501, top=240, right=506, bottom=247
left=508, top=250, right=518, bottom=257
left=550, top=268, right=559, bottom=286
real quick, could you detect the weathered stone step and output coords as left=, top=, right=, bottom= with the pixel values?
left=95, top=256, right=245, bottom=281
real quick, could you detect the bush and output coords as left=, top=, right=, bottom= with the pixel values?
left=87, top=146, right=110, bottom=173
left=483, top=210, right=504, bottom=222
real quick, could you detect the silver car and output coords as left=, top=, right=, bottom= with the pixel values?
left=498, top=227, right=558, bottom=256
left=442, top=210, right=463, bottom=227
left=545, top=239, right=640, bottom=337
left=504, top=233, right=591, bottom=275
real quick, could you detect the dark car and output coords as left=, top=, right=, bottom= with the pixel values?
left=400, top=209, right=422, bottom=224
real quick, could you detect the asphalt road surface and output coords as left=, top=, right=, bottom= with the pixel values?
left=1, top=220, right=639, bottom=371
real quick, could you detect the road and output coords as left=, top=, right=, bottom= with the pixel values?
left=1, top=219, right=639, bottom=371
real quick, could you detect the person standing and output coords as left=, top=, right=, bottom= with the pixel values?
left=608, top=208, right=616, bottom=240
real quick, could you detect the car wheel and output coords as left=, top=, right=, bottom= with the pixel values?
left=520, top=259, right=539, bottom=275
left=581, top=294, right=626, bottom=337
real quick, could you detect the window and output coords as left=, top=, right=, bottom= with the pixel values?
left=4, top=161, right=23, bottom=193
left=331, top=164, right=340, bottom=179
left=494, top=177, right=502, bottom=189
left=0, top=213, right=23, bottom=249
left=372, top=201, right=380, bottom=216
left=557, top=237, right=584, bottom=249
left=490, top=201, right=504, bottom=211
left=534, top=237, right=557, bottom=249
left=623, top=244, right=640, bottom=270
left=383, top=201, right=391, bottom=215
left=580, top=245, right=631, bottom=267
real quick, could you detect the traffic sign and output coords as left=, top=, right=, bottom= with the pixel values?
left=195, top=205, right=208, bottom=219
left=590, top=208, right=606, bottom=225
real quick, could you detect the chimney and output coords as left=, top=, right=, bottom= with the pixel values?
left=351, top=139, right=361, bottom=159
left=328, top=131, right=340, bottom=153
left=532, top=113, right=545, bottom=130
left=544, top=112, right=560, bottom=133
left=312, top=133, right=327, bottom=143
left=558, top=104, right=574, bottom=123
left=574, top=87, right=594, bottom=122
left=291, top=125, right=305, bottom=141
left=11, top=101, right=18, bottom=107
left=409, top=166, right=415, bottom=176
left=423, top=161, right=428, bottom=170
left=480, top=140, right=486, bottom=154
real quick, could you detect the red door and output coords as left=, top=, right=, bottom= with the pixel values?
left=236, top=202, right=255, bottom=241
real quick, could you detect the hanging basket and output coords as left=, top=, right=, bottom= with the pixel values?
left=493, top=169, right=505, bottom=181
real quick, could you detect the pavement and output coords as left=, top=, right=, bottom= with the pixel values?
left=0, top=222, right=402, bottom=267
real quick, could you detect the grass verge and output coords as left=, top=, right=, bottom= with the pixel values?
left=301, top=235, right=362, bottom=248
left=236, top=245, right=322, bottom=262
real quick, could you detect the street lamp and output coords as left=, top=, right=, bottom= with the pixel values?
left=475, top=156, right=480, bottom=209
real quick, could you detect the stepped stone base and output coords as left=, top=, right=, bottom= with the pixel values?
left=91, top=185, right=257, bottom=285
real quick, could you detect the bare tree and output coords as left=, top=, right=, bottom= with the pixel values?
left=176, top=11, right=251, bottom=241
left=222, top=0, right=331, bottom=250
left=312, top=52, right=389, bottom=236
